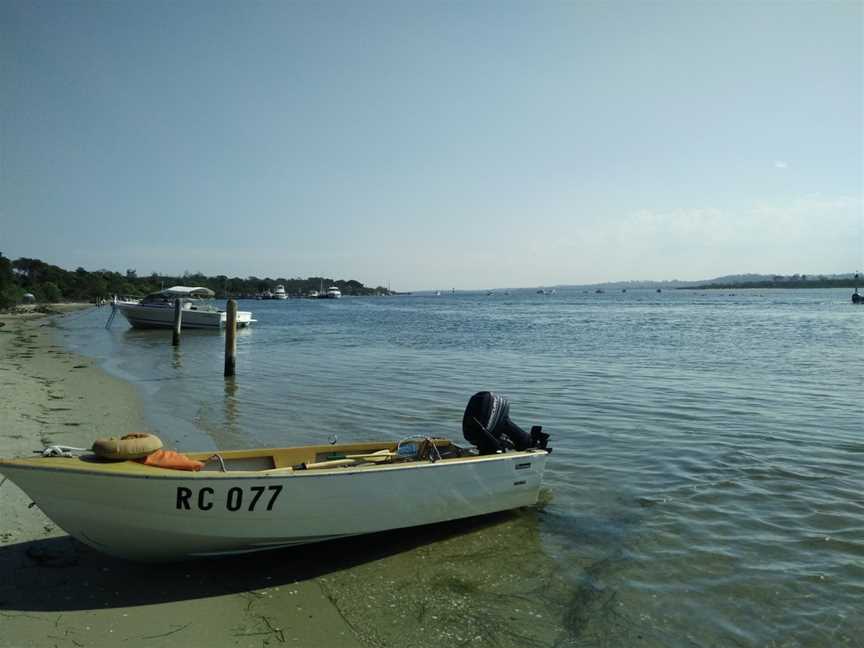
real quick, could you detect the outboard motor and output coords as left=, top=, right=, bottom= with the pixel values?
left=462, top=391, right=550, bottom=455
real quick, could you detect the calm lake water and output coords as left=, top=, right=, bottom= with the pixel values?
left=58, top=288, right=863, bottom=647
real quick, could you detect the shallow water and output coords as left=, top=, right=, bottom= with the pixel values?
left=59, top=288, right=863, bottom=646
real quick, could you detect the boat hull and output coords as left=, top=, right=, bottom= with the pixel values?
left=115, top=303, right=254, bottom=330
left=0, top=449, right=548, bottom=561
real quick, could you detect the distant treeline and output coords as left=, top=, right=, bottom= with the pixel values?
left=0, top=253, right=390, bottom=308
left=688, top=277, right=860, bottom=290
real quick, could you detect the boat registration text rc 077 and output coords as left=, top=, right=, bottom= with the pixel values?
left=175, top=485, right=283, bottom=512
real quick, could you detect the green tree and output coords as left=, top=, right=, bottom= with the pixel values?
left=41, top=281, right=61, bottom=302
left=86, top=275, right=109, bottom=300
left=0, top=252, right=22, bottom=308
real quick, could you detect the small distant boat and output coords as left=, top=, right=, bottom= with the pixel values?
left=273, top=285, right=287, bottom=300
left=318, top=286, right=342, bottom=299
left=0, top=392, right=550, bottom=562
left=595, top=289, right=604, bottom=294
left=853, top=274, right=862, bottom=304
left=113, top=287, right=254, bottom=330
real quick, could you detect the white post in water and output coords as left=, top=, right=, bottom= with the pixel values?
left=224, top=299, right=237, bottom=377
left=172, top=298, right=182, bottom=346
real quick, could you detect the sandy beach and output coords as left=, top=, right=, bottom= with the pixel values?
left=0, top=307, right=363, bottom=648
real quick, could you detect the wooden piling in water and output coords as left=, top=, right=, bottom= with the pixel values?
left=172, top=298, right=182, bottom=346
left=224, top=299, right=237, bottom=377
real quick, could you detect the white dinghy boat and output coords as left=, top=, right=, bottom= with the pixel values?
left=0, top=392, right=551, bottom=562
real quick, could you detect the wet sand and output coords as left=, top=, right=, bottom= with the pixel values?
left=0, top=308, right=363, bottom=648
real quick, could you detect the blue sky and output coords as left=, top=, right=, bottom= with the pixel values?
left=2, top=1, right=861, bottom=290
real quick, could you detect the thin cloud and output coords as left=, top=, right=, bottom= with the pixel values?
left=774, top=161, right=789, bottom=169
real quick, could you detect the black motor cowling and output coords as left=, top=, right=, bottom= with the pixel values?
left=462, top=391, right=550, bottom=455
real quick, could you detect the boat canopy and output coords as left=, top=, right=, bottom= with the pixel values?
left=158, top=286, right=215, bottom=298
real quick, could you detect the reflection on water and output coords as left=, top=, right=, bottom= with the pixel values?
left=57, top=290, right=864, bottom=646
left=171, top=344, right=182, bottom=370
left=223, top=377, right=239, bottom=440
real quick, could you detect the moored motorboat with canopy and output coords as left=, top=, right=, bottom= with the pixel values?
left=113, top=286, right=255, bottom=330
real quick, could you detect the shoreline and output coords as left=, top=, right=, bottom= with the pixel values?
left=0, top=308, right=363, bottom=648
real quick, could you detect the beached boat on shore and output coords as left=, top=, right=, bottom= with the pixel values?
left=113, top=286, right=254, bottom=330
left=0, top=392, right=550, bottom=562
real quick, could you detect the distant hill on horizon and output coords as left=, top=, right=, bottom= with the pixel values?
left=558, top=272, right=861, bottom=290
left=414, top=272, right=861, bottom=293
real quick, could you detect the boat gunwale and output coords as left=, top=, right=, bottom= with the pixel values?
left=0, top=448, right=550, bottom=481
